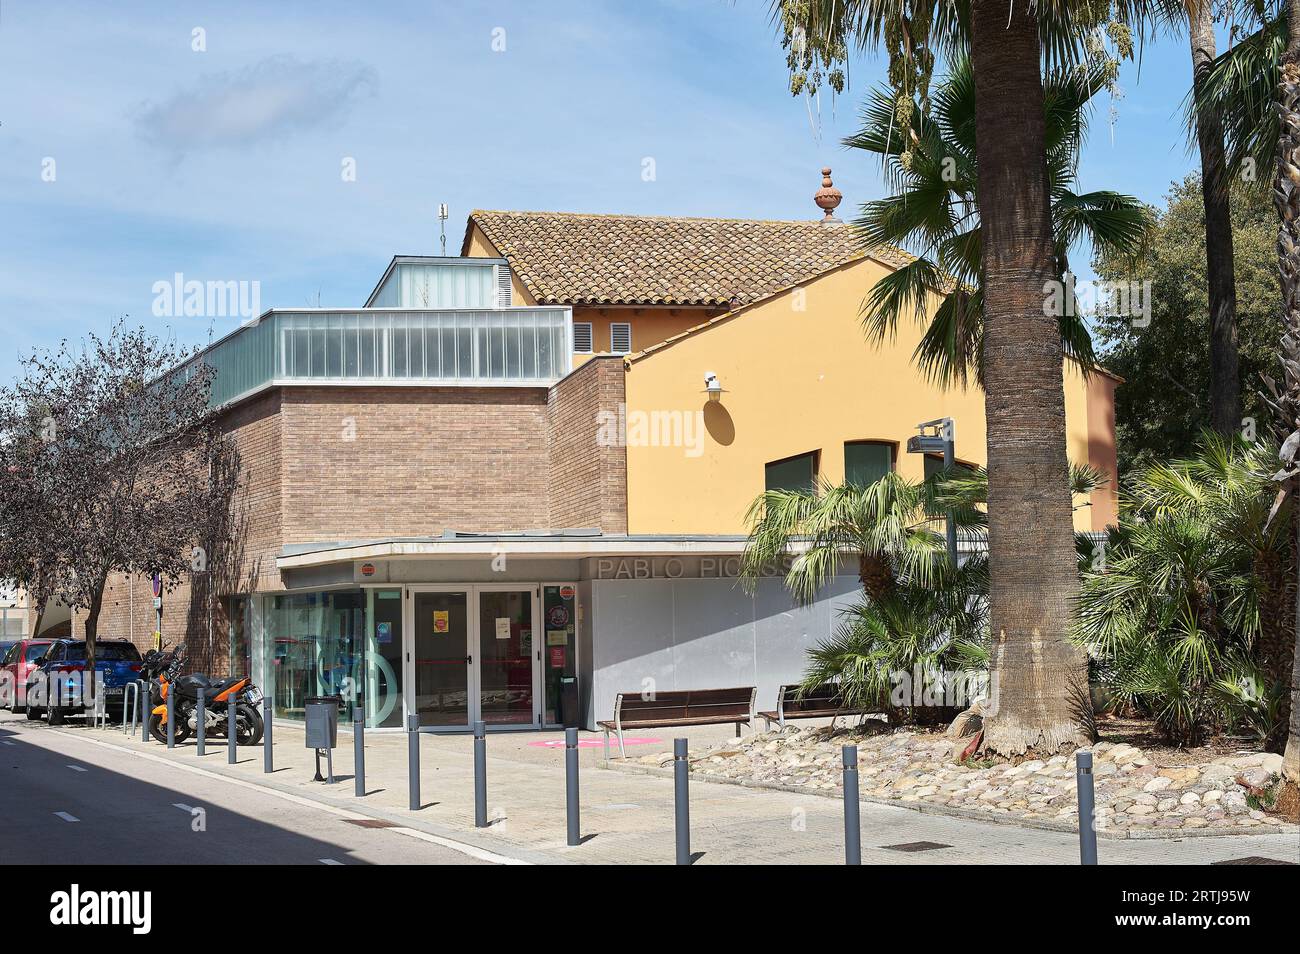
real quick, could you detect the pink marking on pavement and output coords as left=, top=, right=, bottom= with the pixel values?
left=528, top=737, right=661, bottom=749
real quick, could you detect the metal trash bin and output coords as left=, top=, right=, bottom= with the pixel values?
left=560, top=676, right=580, bottom=729
left=305, top=695, right=342, bottom=783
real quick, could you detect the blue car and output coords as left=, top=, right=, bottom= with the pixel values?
left=25, top=639, right=144, bottom=725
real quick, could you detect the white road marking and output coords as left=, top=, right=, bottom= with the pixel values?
left=67, top=765, right=87, bottom=772
left=24, top=725, right=530, bottom=865
left=319, top=858, right=343, bottom=865
left=173, top=803, right=194, bottom=813
left=1, top=740, right=16, bottom=746
left=53, top=812, right=79, bottom=822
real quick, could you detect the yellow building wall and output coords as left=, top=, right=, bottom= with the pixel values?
left=568, top=306, right=721, bottom=368
left=624, top=257, right=1116, bottom=535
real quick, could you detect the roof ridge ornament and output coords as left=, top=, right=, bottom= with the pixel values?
left=814, top=167, right=842, bottom=222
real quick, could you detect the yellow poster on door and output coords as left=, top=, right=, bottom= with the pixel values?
left=433, top=610, right=449, bottom=634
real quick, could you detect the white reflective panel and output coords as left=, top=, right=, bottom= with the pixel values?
left=201, top=306, right=571, bottom=406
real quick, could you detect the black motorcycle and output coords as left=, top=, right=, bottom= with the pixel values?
left=144, top=645, right=265, bottom=747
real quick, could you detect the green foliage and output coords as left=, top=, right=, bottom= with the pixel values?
left=1189, top=6, right=1286, bottom=184
left=740, top=469, right=984, bottom=604
left=1093, top=175, right=1281, bottom=473
left=1213, top=656, right=1288, bottom=745
left=845, top=56, right=1150, bottom=387
left=1074, top=434, right=1292, bottom=745
left=801, top=557, right=990, bottom=718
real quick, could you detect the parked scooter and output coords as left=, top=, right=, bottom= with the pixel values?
left=145, top=644, right=265, bottom=746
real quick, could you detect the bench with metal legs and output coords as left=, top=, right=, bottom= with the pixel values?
left=598, top=687, right=756, bottom=764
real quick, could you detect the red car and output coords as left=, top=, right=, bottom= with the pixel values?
left=1, top=638, right=54, bottom=713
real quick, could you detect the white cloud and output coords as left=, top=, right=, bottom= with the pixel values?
left=133, top=55, right=376, bottom=151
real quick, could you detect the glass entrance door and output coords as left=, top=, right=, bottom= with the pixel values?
left=410, top=590, right=471, bottom=727
left=476, top=588, right=537, bottom=726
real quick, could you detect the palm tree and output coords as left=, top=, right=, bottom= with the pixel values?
left=1173, top=0, right=1243, bottom=436
left=1191, top=3, right=1286, bottom=182
left=776, top=0, right=1149, bottom=754
left=740, top=471, right=983, bottom=605
left=1273, top=0, right=1300, bottom=798
left=1174, top=0, right=1300, bottom=790
left=846, top=56, right=1150, bottom=387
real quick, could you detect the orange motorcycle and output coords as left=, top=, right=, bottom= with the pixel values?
left=144, top=646, right=265, bottom=746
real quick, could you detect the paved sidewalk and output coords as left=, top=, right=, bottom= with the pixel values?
left=13, top=715, right=1298, bottom=865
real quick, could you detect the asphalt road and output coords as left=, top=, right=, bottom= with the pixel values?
left=0, top=715, right=486, bottom=865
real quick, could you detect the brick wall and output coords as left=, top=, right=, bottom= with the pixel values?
left=547, top=357, right=628, bottom=532
left=72, top=368, right=630, bottom=670
left=279, top=386, right=552, bottom=542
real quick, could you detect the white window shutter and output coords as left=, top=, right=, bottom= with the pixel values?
left=573, top=322, right=593, bottom=353
left=495, top=265, right=512, bottom=308
left=610, top=322, right=632, bottom=354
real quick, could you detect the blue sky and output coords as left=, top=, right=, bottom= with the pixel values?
left=0, top=0, right=1213, bottom=381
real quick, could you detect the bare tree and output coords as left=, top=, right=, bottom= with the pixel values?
left=0, top=322, right=237, bottom=707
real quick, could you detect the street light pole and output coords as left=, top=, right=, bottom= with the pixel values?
left=907, top=418, right=959, bottom=568
left=942, top=421, right=958, bottom=569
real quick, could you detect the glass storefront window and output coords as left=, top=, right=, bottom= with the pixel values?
left=266, top=590, right=364, bottom=724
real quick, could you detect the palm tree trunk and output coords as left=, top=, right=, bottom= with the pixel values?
left=969, top=0, right=1091, bottom=756
left=1189, top=1, right=1243, bottom=437
left=1278, top=0, right=1300, bottom=787
left=1287, top=513, right=1300, bottom=784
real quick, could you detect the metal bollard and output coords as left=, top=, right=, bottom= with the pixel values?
left=473, top=721, right=488, bottom=828
left=122, top=682, right=138, bottom=736
left=1076, top=749, right=1098, bottom=865
left=141, top=680, right=149, bottom=744
left=227, top=696, right=237, bottom=764
left=843, top=745, right=861, bottom=865
left=354, top=705, right=366, bottom=797
left=674, top=738, right=691, bottom=865
left=263, top=698, right=273, bottom=773
left=166, top=685, right=175, bottom=749
left=195, top=691, right=206, bottom=757
left=407, top=714, right=421, bottom=811
left=565, top=727, right=580, bottom=847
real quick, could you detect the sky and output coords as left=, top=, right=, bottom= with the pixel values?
left=0, top=0, right=1218, bottom=382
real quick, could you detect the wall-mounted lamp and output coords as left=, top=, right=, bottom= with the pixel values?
left=703, top=372, right=726, bottom=403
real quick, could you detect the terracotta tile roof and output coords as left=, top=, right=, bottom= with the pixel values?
left=463, top=210, right=912, bottom=307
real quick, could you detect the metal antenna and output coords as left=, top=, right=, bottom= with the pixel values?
left=438, top=202, right=449, bottom=256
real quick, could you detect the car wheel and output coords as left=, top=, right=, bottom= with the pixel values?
left=25, top=705, right=41, bottom=721
left=47, top=704, right=63, bottom=726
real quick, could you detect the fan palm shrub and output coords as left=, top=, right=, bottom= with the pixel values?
left=740, top=469, right=985, bottom=604
left=745, top=465, right=1104, bottom=726
left=1075, top=434, right=1294, bottom=745
left=802, top=556, right=990, bottom=724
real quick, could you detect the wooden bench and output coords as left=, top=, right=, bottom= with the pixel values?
left=758, top=683, right=878, bottom=730
left=599, top=686, right=756, bottom=761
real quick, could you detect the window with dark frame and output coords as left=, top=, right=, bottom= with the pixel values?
left=765, top=451, right=819, bottom=493
left=844, top=441, right=895, bottom=487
